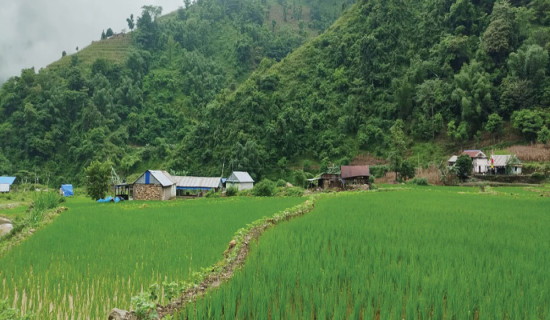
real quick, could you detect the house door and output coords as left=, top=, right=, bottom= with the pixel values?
left=478, top=166, right=481, bottom=173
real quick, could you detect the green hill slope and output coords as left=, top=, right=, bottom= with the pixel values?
left=177, top=0, right=550, bottom=178
left=0, top=0, right=347, bottom=184
left=0, top=0, right=549, bottom=184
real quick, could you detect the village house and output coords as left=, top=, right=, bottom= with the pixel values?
left=133, top=170, right=176, bottom=201
left=448, top=150, right=488, bottom=174
left=226, top=171, right=254, bottom=190
left=341, top=165, right=370, bottom=188
left=448, top=151, right=522, bottom=175
left=487, top=155, right=522, bottom=175
left=0, top=177, right=16, bottom=193
left=171, top=176, right=222, bottom=197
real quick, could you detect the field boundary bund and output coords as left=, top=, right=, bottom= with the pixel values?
left=0, top=206, right=67, bottom=258
left=108, top=196, right=319, bottom=320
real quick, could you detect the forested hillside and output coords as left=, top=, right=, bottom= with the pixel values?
left=0, top=0, right=347, bottom=185
left=190, top=0, right=550, bottom=179
left=1, top=0, right=549, bottom=185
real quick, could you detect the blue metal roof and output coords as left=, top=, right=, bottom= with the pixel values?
left=0, top=177, right=16, bottom=185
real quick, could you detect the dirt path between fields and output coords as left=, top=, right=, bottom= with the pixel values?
left=108, top=198, right=317, bottom=320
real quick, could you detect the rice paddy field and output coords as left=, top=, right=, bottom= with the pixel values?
left=181, top=186, right=550, bottom=319
left=0, top=196, right=303, bottom=319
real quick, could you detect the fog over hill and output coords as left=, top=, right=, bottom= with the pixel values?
left=0, top=0, right=182, bottom=84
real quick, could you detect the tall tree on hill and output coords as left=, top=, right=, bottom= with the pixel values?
left=127, top=14, right=135, bottom=31
left=482, top=0, right=517, bottom=62
left=388, top=119, right=408, bottom=182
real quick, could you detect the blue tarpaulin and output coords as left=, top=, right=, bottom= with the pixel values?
left=61, top=184, right=73, bottom=197
left=97, top=196, right=113, bottom=203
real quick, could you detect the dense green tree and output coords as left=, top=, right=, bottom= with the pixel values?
left=485, top=112, right=503, bottom=142
left=451, top=61, right=493, bottom=133
left=85, top=160, right=111, bottom=200
left=126, top=14, right=135, bottom=30
left=538, top=125, right=550, bottom=144
left=482, top=0, right=517, bottom=61
left=511, top=109, right=545, bottom=141
left=388, top=120, right=407, bottom=182
left=454, top=154, right=472, bottom=181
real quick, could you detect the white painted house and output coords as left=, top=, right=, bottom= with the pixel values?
left=226, top=171, right=254, bottom=190
left=487, top=155, right=522, bottom=175
left=0, top=177, right=16, bottom=193
left=448, top=150, right=488, bottom=174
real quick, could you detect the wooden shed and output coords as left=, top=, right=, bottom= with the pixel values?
left=133, top=170, right=176, bottom=201
left=341, top=165, right=370, bottom=188
left=226, top=171, right=254, bottom=190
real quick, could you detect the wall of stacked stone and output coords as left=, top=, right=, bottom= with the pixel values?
left=134, top=184, right=162, bottom=200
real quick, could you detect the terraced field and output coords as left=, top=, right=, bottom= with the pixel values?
left=0, top=196, right=303, bottom=319
left=181, top=187, right=550, bottom=319
left=48, top=33, right=132, bottom=70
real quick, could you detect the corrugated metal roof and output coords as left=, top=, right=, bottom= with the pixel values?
left=448, top=155, right=458, bottom=163
left=227, top=171, right=254, bottom=183
left=341, top=166, right=370, bottom=179
left=172, top=176, right=221, bottom=188
left=490, top=155, right=511, bottom=167
left=462, top=150, right=487, bottom=158
left=0, top=177, right=16, bottom=185
left=149, top=170, right=175, bottom=187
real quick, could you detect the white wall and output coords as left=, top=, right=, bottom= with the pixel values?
left=472, top=159, right=488, bottom=173
left=0, top=184, right=10, bottom=192
left=227, top=182, right=254, bottom=191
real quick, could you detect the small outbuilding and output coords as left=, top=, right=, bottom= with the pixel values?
left=226, top=171, right=254, bottom=190
left=488, top=155, right=522, bottom=175
left=0, top=177, right=16, bottom=193
left=172, top=176, right=222, bottom=197
left=133, top=170, right=176, bottom=201
left=341, top=165, right=370, bottom=188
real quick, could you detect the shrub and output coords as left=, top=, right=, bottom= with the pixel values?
left=411, top=177, right=429, bottom=186
left=283, top=187, right=304, bottom=197
left=276, top=179, right=287, bottom=187
left=237, top=189, right=253, bottom=197
left=455, top=154, right=473, bottom=181
left=293, top=170, right=307, bottom=188
left=252, top=179, right=276, bottom=196
left=29, top=192, right=63, bottom=227
left=204, top=190, right=220, bottom=198
left=225, top=186, right=238, bottom=197
left=370, top=165, right=389, bottom=178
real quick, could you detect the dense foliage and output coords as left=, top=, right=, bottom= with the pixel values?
left=0, top=0, right=344, bottom=184
left=1, top=0, right=549, bottom=184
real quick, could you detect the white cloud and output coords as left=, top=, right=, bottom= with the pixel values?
left=0, top=0, right=182, bottom=84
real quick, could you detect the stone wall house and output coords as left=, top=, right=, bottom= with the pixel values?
left=133, top=170, right=176, bottom=200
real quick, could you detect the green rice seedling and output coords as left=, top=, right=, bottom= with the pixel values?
left=0, top=197, right=303, bottom=319
left=181, top=187, right=550, bottom=319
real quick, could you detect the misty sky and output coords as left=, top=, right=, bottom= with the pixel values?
left=0, top=0, right=183, bottom=84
